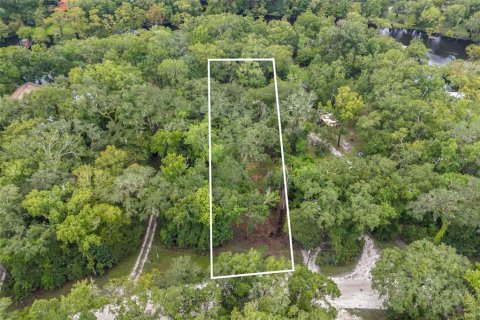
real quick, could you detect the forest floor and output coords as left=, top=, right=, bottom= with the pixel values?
left=212, top=160, right=293, bottom=266
left=218, top=214, right=291, bottom=258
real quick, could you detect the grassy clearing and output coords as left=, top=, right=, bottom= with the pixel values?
left=144, top=245, right=210, bottom=275
left=94, top=251, right=138, bottom=287
left=349, top=308, right=387, bottom=320
left=10, top=281, right=75, bottom=310
left=318, top=261, right=357, bottom=277
left=293, top=249, right=303, bottom=267
left=374, top=238, right=407, bottom=251
left=144, top=229, right=210, bottom=275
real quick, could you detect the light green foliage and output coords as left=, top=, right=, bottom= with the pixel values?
left=42, top=7, right=89, bottom=41
left=157, top=59, right=188, bottom=86
left=463, top=264, right=480, bottom=320
left=236, top=62, right=267, bottom=88
left=151, top=282, right=219, bottom=318
left=282, top=87, right=316, bottom=151
left=69, top=60, right=143, bottom=91
left=160, top=153, right=187, bottom=181
left=466, top=44, right=480, bottom=61
left=95, top=145, right=130, bottom=175
left=184, top=121, right=208, bottom=159
left=466, top=12, right=480, bottom=38
left=408, top=176, right=480, bottom=243
left=0, top=1, right=480, bottom=316
left=56, top=203, right=129, bottom=270
left=266, top=20, right=297, bottom=47
left=215, top=249, right=263, bottom=276
left=111, top=164, right=156, bottom=217
left=288, top=266, right=340, bottom=311
left=420, top=6, right=444, bottom=30
left=0, top=298, right=16, bottom=320
left=174, top=0, right=203, bottom=16
left=25, top=281, right=108, bottom=320
left=156, top=256, right=204, bottom=288
left=445, top=4, right=467, bottom=27
left=22, top=186, right=70, bottom=223
left=213, top=251, right=338, bottom=318
left=406, top=37, right=428, bottom=62
left=372, top=240, right=471, bottom=319
left=231, top=304, right=286, bottom=320
left=334, top=86, right=364, bottom=123
left=0, top=20, right=9, bottom=41
left=113, top=3, right=146, bottom=32
left=150, top=129, right=184, bottom=157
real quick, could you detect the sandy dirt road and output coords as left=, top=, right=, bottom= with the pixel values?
left=302, top=235, right=385, bottom=310
left=0, top=265, right=6, bottom=292
left=130, top=214, right=157, bottom=282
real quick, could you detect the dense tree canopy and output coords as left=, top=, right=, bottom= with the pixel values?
left=372, top=240, right=471, bottom=319
left=0, top=0, right=480, bottom=319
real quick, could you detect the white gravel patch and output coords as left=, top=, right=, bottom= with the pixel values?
left=306, top=235, right=385, bottom=310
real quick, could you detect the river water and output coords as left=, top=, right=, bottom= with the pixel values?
left=379, top=28, right=473, bottom=66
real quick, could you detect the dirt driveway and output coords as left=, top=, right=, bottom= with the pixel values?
left=302, top=235, right=385, bottom=310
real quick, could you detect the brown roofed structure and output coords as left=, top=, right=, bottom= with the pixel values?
left=10, top=82, right=41, bottom=100
left=319, top=113, right=340, bottom=128
left=57, top=0, right=68, bottom=11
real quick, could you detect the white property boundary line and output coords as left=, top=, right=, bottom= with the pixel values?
left=208, top=58, right=295, bottom=280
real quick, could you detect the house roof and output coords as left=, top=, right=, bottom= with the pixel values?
left=10, top=82, right=41, bottom=100
left=57, top=0, right=68, bottom=11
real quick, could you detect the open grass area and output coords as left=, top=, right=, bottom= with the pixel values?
left=318, top=261, right=357, bottom=277
left=293, top=248, right=303, bottom=267
left=94, top=251, right=138, bottom=287
left=215, top=241, right=269, bottom=256
left=143, top=229, right=210, bottom=275
left=349, top=308, right=387, bottom=320
left=9, top=281, right=75, bottom=310
left=374, top=238, right=407, bottom=251
left=144, top=245, right=210, bottom=275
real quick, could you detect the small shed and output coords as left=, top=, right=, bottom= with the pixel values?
left=319, top=113, right=340, bottom=128
left=10, top=82, right=41, bottom=100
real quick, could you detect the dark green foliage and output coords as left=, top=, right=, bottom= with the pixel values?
left=316, top=228, right=364, bottom=267
left=0, top=1, right=479, bottom=317
left=372, top=240, right=471, bottom=319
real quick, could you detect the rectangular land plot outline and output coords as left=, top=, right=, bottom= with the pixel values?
left=208, top=58, right=295, bottom=279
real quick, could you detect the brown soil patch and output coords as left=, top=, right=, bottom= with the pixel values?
left=216, top=161, right=290, bottom=260
left=219, top=207, right=290, bottom=259
left=246, top=160, right=276, bottom=193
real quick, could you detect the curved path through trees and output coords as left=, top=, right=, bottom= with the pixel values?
left=302, top=235, right=385, bottom=311
left=130, top=214, right=157, bottom=282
